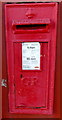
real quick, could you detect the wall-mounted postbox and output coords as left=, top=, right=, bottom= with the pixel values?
left=5, top=3, right=58, bottom=114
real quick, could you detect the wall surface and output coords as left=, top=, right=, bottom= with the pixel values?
left=1, top=1, right=61, bottom=119
left=0, top=0, right=62, bottom=2
left=0, top=2, right=2, bottom=119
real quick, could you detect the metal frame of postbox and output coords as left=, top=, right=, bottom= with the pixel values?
left=5, top=2, right=58, bottom=114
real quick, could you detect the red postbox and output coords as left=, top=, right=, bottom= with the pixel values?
left=5, top=3, right=58, bottom=114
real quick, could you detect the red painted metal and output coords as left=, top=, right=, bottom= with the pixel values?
left=5, top=3, right=58, bottom=114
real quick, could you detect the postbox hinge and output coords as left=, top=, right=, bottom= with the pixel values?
left=1, top=79, right=7, bottom=87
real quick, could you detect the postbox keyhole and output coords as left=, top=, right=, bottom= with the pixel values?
left=20, top=74, right=23, bottom=78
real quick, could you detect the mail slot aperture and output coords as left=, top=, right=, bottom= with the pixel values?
left=12, top=23, right=50, bottom=33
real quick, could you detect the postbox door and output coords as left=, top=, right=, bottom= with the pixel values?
left=14, top=41, right=49, bottom=109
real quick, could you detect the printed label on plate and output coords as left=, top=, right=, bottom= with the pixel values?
left=22, top=42, right=40, bottom=70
